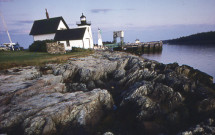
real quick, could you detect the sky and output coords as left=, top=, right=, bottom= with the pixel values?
left=0, top=0, right=215, bottom=48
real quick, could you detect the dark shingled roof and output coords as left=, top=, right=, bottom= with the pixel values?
left=29, top=17, right=69, bottom=35
left=54, top=28, right=86, bottom=41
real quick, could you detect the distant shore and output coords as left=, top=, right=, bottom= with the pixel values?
left=164, top=31, right=215, bottom=45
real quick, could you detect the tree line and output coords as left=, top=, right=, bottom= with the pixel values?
left=164, top=31, right=215, bottom=45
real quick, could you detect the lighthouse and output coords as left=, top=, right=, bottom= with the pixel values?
left=98, top=28, right=103, bottom=48
left=30, top=12, right=94, bottom=50
left=76, top=13, right=93, bottom=48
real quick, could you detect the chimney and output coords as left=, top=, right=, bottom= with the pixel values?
left=45, top=8, right=49, bottom=19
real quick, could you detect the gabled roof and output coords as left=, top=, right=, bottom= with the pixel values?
left=54, top=28, right=86, bottom=41
left=29, top=17, right=69, bottom=35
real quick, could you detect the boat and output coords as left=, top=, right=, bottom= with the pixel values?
left=0, top=11, right=19, bottom=51
left=0, top=44, right=8, bottom=51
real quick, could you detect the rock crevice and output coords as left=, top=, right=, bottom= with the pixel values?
left=0, top=51, right=215, bottom=135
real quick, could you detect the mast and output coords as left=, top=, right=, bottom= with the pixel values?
left=0, top=11, right=14, bottom=51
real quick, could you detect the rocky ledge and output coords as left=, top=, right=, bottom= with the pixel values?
left=0, top=51, right=215, bottom=135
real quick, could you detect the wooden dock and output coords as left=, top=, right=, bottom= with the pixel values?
left=122, top=41, right=163, bottom=54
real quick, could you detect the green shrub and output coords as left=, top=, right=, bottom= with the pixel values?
left=29, top=41, right=47, bottom=52
left=72, top=47, right=91, bottom=52
left=29, top=40, right=55, bottom=52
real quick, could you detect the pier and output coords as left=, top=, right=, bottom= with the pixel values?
left=122, top=41, right=163, bottom=54
left=102, top=30, right=163, bottom=54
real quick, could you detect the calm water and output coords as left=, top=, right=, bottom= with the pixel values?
left=142, top=44, right=215, bottom=83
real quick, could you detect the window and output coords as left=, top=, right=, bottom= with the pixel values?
left=66, top=40, right=70, bottom=47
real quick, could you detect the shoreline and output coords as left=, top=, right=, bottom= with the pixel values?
left=142, top=44, right=215, bottom=83
left=0, top=51, right=215, bottom=135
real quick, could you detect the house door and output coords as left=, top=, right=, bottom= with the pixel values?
left=85, top=38, right=90, bottom=49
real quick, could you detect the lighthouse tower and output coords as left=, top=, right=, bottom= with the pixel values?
left=98, top=28, right=103, bottom=48
left=76, top=13, right=93, bottom=48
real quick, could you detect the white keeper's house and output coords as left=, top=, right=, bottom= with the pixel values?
left=29, top=10, right=93, bottom=50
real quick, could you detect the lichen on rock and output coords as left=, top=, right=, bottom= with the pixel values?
left=0, top=51, right=215, bottom=135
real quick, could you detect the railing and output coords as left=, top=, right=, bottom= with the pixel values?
left=125, top=41, right=163, bottom=46
left=104, top=43, right=120, bottom=48
left=76, top=21, right=91, bottom=25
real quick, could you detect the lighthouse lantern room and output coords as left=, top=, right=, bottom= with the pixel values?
left=77, top=13, right=91, bottom=26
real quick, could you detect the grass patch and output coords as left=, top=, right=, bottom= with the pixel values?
left=0, top=50, right=94, bottom=70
